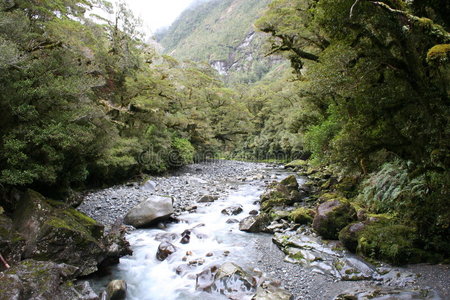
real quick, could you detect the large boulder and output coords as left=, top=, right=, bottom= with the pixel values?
left=124, top=195, right=174, bottom=228
left=0, top=259, right=99, bottom=300
left=12, top=190, right=115, bottom=276
left=312, top=199, right=357, bottom=240
left=260, top=175, right=302, bottom=212
left=239, top=214, right=270, bottom=233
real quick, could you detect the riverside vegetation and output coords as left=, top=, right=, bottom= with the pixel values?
left=0, top=0, right=449, bottom=299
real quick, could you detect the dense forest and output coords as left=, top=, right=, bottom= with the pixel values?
left=0, top=0, right=449, bottom=275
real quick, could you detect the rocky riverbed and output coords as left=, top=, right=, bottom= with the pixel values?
left=79, top=160, right=450, bottom=300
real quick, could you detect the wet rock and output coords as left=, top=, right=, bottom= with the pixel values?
left=239, top=214, right=270, bottom=233
left=124, top=195, right=174, bottom=228
left=197, top=195, right=219, bottom=203
left=249, top=210, right=259, bottom=216
left=312, top=199, right=357, bottom=240
left=0, top=259, right=99, bottom=300
left=176, top=264, right=193, bottom=276
left=180, top=230, right=191, bottom=244
left=221, top=205, right=243, bottom=216
left=154, top=232, right=179, bottom=242
left=212, top=262, right=258, bottom=297
left=106, top=280, right=127, bottom=300
left=156, top=241, right=177, bottom=261
left=195, top=265, right=219, bottom=291
left=226, top=218, right=239, bottom=224
left=185, top=205, right=197, bottom=212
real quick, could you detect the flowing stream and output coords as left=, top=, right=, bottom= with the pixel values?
left=90, top=167, right=295, bottom=300
left=83, top=161, right=447, bottom=300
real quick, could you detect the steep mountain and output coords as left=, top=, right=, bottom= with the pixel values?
left=156, top=0, right=285, bottom=84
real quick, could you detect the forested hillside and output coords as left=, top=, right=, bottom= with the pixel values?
left=157, top=0, right=285, bottom=84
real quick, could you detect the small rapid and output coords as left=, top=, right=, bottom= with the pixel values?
left=89, top=167, right=296, bottom=300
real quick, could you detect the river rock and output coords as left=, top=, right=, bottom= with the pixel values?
left=124, top=195, right=174, bottom=228
left=226, top=218, right=239, bottom=224
left=312, top=199, right=356, bottom=240
left=260, top=175, right=302, bottom=211
left=334, top=287, right=439, bottom=300
left=141, top=180, right=157, bottom=192
left=156, top=241, right=177, bottom=261
left=338, top=222, right=366, bottom=252
left=197, top=195, right=219, bottom=203
left=12, top=189, right=109, bottom=276
left=239, top=214, right=270, bottom=233
left=221, top=205, right=243, bottom=216
left=0, top=259, right=99, bottom=300
left=253, top=280, right=293, bottom=300
left=106, top=279, right=127, bottom=300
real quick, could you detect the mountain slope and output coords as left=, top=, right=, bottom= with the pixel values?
left=156, top=0, right=285, bottom=83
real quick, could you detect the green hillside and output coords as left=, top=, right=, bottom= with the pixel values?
left=156, top=0, right=284, bottom=83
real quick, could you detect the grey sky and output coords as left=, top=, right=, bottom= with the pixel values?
left=123, top=0, right=197, bottom=33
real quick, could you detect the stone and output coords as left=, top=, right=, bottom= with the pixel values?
left=156, top=241, right=177, bottom=261
left=124, top=195, right=174, bottom=228
left=312, top=199, right=357, bottom=240
left=0, top=259, right=97, bottom=300
left=239, top=214, right=270, bottom=233
left=106, top=280, right=127, bottom=300
left=197, top=195, right=219, bottom=203
left=252, top=280, right=293, bottom=300
left=226, top=218, right=239, bottom=224
left=249, top=210, right=258, bottom=216
left=338, top=222, right=366, bottom=252
left=260, top=176, right=302, bottom=211
left=12, top=190, right=109, bottom=276
left=141, top=180, right=156, bottom=191
left=221, top=205, right=243, bottom=216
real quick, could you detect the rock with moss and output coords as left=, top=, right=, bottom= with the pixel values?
left=338, top=222, right=366, bottom=253
left=260, top=175, right=302, bottom=212
left=11, top=189, right=125, bottom=276
left=288, top=207, right=315, bottom=225
left=312, top=199, right=357, bottom=240
left=105, top=279, right=127, bottom=300
left=284, top=159, right=307, bottom=170
left=355, top=220, right=424, bottom=265
left=0, top=259, right=99, bottom=300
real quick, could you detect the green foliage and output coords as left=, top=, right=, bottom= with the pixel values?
left=170, top=138, right=195, bottom=167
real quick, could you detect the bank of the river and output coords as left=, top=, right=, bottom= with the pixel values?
left=79, top=160, right=450, bottom=300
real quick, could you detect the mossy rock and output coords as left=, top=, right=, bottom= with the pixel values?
left=312, top=199, right=357, bottom=240
left=426, top=44, right=450, bottom=65
left=260, top=176, right=302, bottom=212
left=11, top=189, right=107, bottom=276
left=285, top=160, right=307, bottom=169
left=289, top=207, right=315, bottom=225
left=338, top=222, right=366, bottom=252
left=356, top=220, right=424, bottom=265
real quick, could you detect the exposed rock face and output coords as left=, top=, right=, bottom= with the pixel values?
left=312, top=199, right=357, bottom=240
left=0, top=259, right=99, bottom=300
left=11, top=190, right=118, bottom=276
left=260, top=175, right=302, bottom=212
left=106, top=280, right=127, bottom=300
left=156, top=241, right=177, bottom=261
left=239, top=214, right=270, bottom=233
left=124, top=195, right=174, bottom=228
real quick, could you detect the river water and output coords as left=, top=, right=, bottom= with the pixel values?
left=90, top=166, right=295, bottom=299
left=83, top=161, right=448, bottom=300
